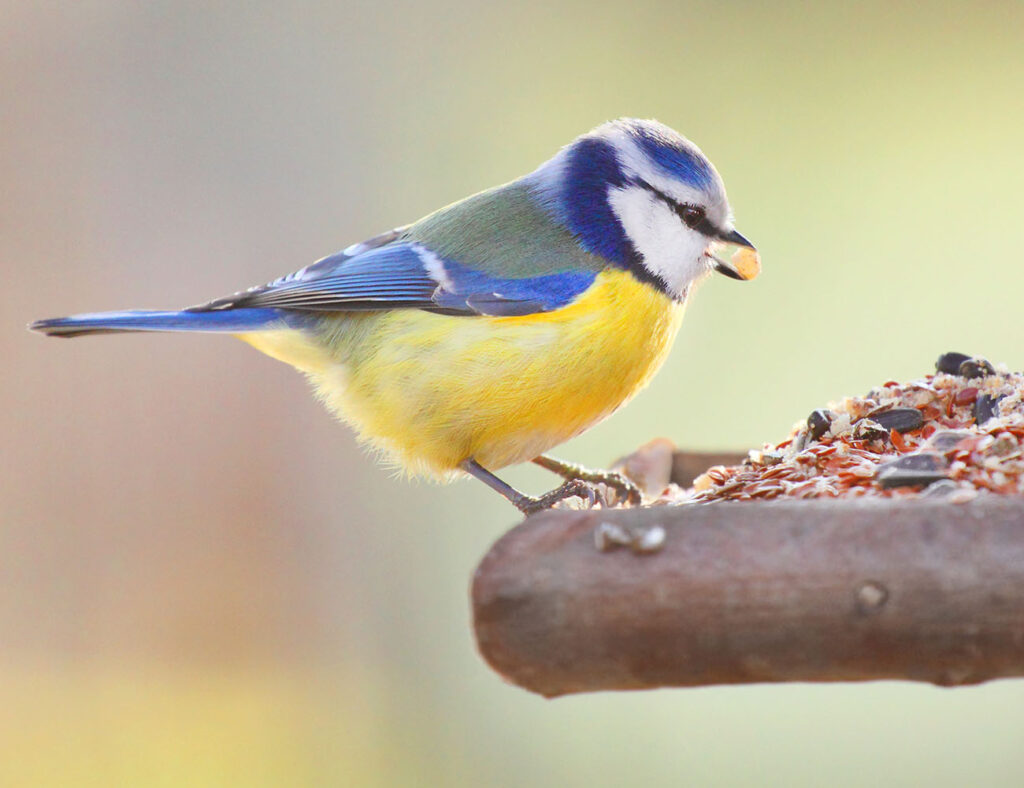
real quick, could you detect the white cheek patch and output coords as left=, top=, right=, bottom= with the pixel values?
left=607, top=186, right=711, bottom=298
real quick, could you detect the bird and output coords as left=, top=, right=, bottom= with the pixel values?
left=31, top=118, right=758, bottom=513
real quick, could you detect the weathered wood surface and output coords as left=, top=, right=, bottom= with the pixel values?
left=472, top=498, right=1024, bottom=697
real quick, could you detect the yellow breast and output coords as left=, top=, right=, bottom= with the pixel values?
left=238, top=269, right=685, bottom=478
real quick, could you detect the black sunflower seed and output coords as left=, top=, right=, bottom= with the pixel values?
left=921, top=479, right=959, bottom=498
left=876, top=453, right=948, bottom=489
left=959, top=358, right=996, bottom=379
left=936, top=352, right=971, bottom=375
left=871, top=408, right=924, bottom=433
left=926, top=429, right=973, bottom=452
left=807, top=409, right=832, bottom=441
left=974, top=394, right=1004, bottom=425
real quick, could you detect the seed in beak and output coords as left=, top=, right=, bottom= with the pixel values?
left=730, top=247, right=761, bottom=281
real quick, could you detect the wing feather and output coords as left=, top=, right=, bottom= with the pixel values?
left=188, top=184, right=603, bottom=317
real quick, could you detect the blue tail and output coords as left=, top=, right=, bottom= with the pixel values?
left=29, top=308, right=293, bottom=338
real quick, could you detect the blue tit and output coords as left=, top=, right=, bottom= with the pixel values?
left=31, top=118, right=758, bottom=513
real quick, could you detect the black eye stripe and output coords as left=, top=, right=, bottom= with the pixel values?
left=635, top=180, right=719, bottom=237
left=691, top=214, right=719, bottom=236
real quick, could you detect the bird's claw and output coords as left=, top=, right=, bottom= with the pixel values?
left=589, top=470, right=643, bottom=508
left=557, top=469, right=642, bottom=508
left=517, top=479, right=598, bottom=515
left=533, top=456, right=644, bottom=508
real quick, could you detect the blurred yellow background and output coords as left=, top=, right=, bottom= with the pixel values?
left=4, top=1, right=1024, bottom=785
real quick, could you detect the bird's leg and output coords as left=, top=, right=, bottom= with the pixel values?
left=459, top=458, right=597, bottom=515
left=532, top=454, right=643, bottom=507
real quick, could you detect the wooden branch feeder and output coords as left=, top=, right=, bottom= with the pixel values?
left=471, top=496, right=1024, bottom=697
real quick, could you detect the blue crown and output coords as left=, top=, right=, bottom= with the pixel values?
left=622, top=120, right=714, bottom=190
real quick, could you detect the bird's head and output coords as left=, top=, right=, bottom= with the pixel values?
left=531, top=118, right=756, bottom=299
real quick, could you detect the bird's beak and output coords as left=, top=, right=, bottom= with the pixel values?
left=717, top=227, right=756, bottom=250
left=709, top=228, right=760, bottom=281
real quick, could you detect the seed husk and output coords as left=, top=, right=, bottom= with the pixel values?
left=954, top=387, right=979, bottom=406
left=853, top=419, right=888, bottom=442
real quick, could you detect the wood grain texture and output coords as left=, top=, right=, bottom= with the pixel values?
left=471, top=498, right=1024, bottom=697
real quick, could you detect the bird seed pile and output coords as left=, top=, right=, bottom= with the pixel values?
left=664, top=353, right=1024, bottom=505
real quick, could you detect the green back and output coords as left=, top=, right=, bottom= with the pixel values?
left=403, top=180, right=608, bottom=279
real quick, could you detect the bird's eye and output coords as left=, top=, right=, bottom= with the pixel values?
left=680, top=205, right=706, bottom=229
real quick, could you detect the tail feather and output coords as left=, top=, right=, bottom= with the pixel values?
left=29, top=308, right=292, bottom=338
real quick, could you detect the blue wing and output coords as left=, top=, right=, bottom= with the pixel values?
left=190, top=236, right=597, bottom=318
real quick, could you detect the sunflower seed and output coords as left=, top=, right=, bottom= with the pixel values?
left=871, top=408, right=924, bottom=433
left=921, top=479, right=959, bottom=498
left=936, top=352, right=971, bottom=375
left=876, top=453, right=948, bottom=488
left=807, top=409, right=833, bottom=441
left=959, top=358, right=996, bottom=379
left=974, top=394, right=1004, bottom=425
left=926, top=430, right=974, bottom=452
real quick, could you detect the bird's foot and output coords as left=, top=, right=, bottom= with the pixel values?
left=532, top=456, right=643, bottom=508
left=516, top=479, right=599, bottom=515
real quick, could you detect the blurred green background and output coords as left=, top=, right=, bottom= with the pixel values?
left=4, top=1, right=1024, bottom=785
